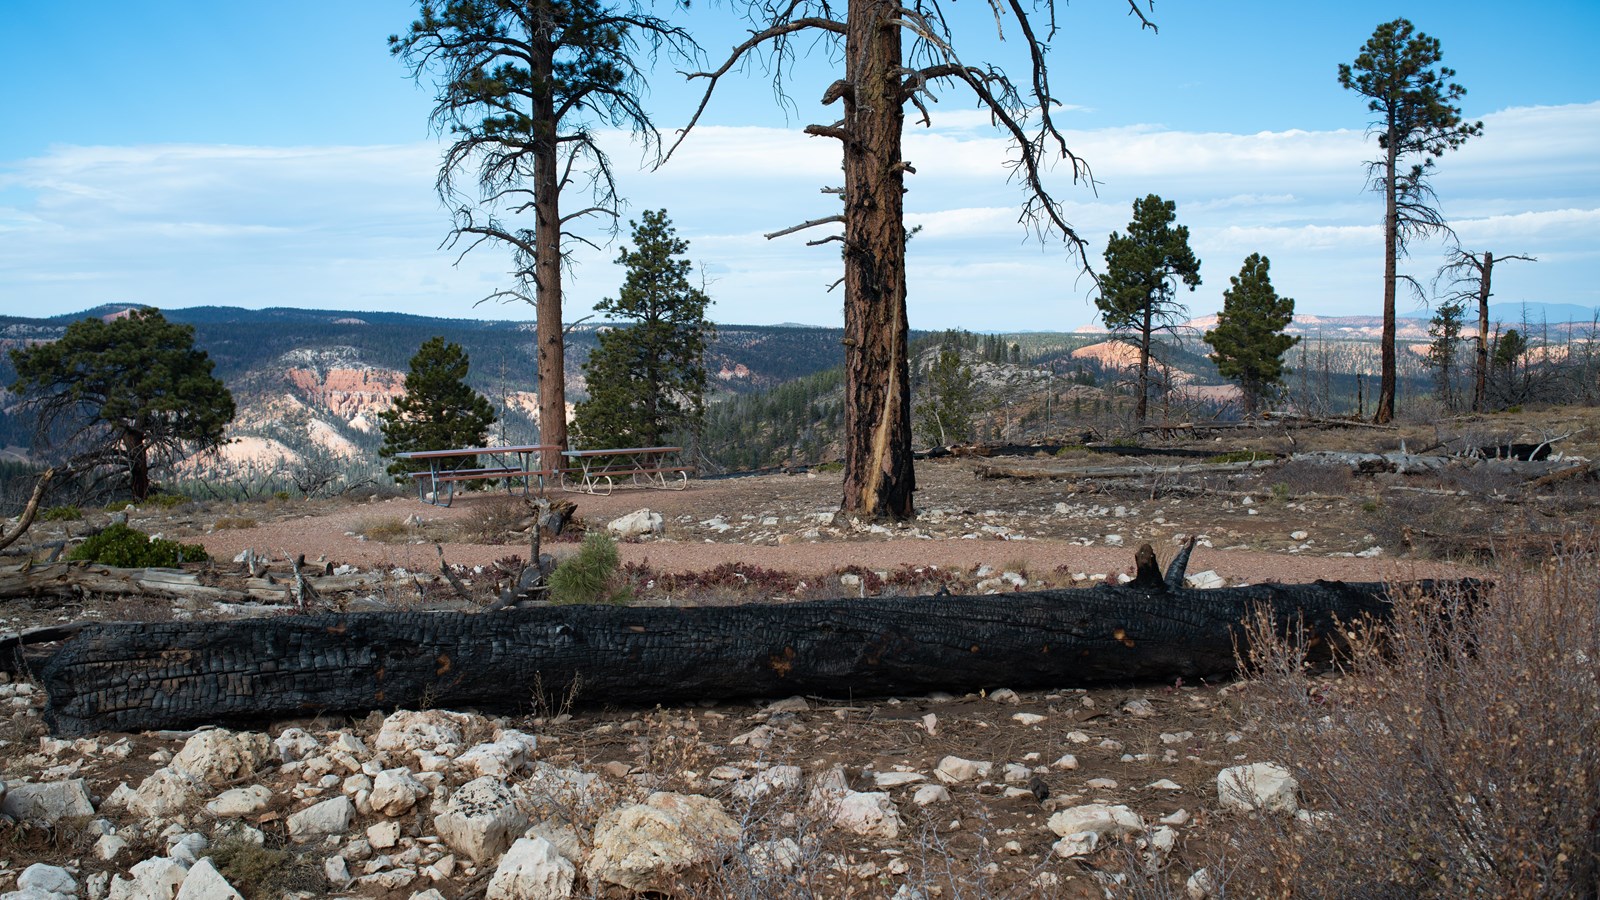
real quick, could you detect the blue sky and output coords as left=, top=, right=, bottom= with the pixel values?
left=2, top=1, right=1596, bottom=329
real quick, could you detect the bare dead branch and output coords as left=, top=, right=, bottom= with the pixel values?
left=764, top=215, right=845, bottom=240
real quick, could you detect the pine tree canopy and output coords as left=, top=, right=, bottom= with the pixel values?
left=573, top=210, right=714, bottom=449
left=379, top=337, right=498, bottom=479
left=1203, top=253, right=1300, bottom=415
left=1097, top=194, right=1202, bottom=331
left=8, top=308, right=234, bottom=500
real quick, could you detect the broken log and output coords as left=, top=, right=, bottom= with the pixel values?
left=38, top=576, right=1477, bottom=735
left=975, top=459, right=1275, bottom=480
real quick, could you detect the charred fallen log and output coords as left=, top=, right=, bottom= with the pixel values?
left=38, top=575, right=1479, bottom=736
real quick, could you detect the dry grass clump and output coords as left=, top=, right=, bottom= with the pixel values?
left=448, top=495, right=533, bottom=544
left=1196, top=539, right=1600, bottom=898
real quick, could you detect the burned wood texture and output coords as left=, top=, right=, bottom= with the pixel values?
left=38, top=579, right=1474, bottom=736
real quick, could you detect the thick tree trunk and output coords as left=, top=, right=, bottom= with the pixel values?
left=1135, top=305, right=1153, bottom=421
left=839, top=0, right=914, bottom=520
left=1377, top=140, right=1399, bottom=424
left=37, top=578, right=1474, bottom=735
left=126, top=431, right=150, bottom=501
left=1473, top=251, right=1492, bottom=413
left=532, top=14, right=569, bottom=453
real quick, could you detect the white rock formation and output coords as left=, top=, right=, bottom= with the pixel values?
left=831, top=791, right=903, bottom=839
left=0, top=780, right=94, bottom=824
left=1048, top=803, right=1145, bottom=858
left=287, top=796, right=354, bottom=840
left=174, top=858, right=243, bottom=900
left=171, top=730, right=269, bottom=785
left=434, top=777, right=528, bottom=865
left=606, top=509, right=663, bottom=539
left=486, top=837, right=575, bottom=900
left=585, top=792, right=739, bottom=893
left=370, top=768, right=428, bottom=817
left=456, top=730, right=538, bottom=780
left=1217, top=763, right=1299, bottom=814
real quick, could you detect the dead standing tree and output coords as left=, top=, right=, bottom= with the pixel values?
left=1437, top=248, right=1536, bottom=413
left=667, top=0, right=1156, bottom=519
left=391, top=0, right=695, bottom=453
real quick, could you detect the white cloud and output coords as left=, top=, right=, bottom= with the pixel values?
left=0, top=102, right=1595, bottom=327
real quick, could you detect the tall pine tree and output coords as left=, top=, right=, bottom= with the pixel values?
left=1204, top=254, right=1300, bottom=416
left=379, top=337, right=498, bottom=480
left=1339, top=19, right=1480, bottom=423
left=1098, top=194, right=1201, bottom=422
left=574, top=211, right=714, bottom=449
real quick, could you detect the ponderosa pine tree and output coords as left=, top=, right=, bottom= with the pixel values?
left=1098, top=194, right=1201, bottom=422
left=1339, top=18, right=1481, bottom=423
left=8, top=308, right=234, bottom=501
left=1204, top=254, right=1299, bottom=416
left=572, top=210, right=713, bottom=448
left=391, top=0, right=693, bottom=453
left=666, top=0, right=1158, bottom=519
left=379, top=337, right=498, bottom=480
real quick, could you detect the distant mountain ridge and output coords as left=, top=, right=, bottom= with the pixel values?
left=0, top=305, right=853, bottom=472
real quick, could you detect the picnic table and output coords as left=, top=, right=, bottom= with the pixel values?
left=560, top=446, right=691, bottom=495
left=394, top=444, right=561, bottom=507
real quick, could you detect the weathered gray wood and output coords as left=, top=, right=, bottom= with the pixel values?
left=38, top=578, right=1476, bottom=735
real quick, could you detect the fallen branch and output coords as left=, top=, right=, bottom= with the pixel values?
left=0, top=467, right=55, bottom=553
left=975, top=459, right=1274, bottom=480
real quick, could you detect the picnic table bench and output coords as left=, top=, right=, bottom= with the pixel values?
left=394, top=444, right=561, bottom=507
left=559, top=446, right=692, bottom=495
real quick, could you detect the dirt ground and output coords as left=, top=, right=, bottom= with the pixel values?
left=1, top=408, right=1595, bottom=898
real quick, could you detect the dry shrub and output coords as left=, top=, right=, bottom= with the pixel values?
left=448, top=495, right=531, bottom=544
left=1212, top=541, right=1600, bottom=898
left=1264, top=459, right=1356, bottom=497
left=355, top=515, right=413, bottom=542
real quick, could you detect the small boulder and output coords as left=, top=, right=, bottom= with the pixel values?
left=434, top=776, right=528, bottom=865
left=606, top=509, right=663, bottom=539
left=934, top=756, right=991, bottom=784
left=205, top=786, right=272, bottom=818
left=287, top=796, right=354, bottom=840
left=831, top=791, right=902, bottom=839
left=273, top=728, right=321, bottom=763
left=457, top=730, right=538, bottom=779
left=174, top=858, right=243, bottom=900
left=486, top=837, right=575, bottom=900
left=374, top=710, right=474, bottom=755
left=16, top=864, right=76, bottom=899
left=1217, top=763, right=1299, bottom=814
left=108, top=857, right=188, bottom=900
left=132, top=768, right=204, bottom=818
left=0, top=779, right=94, bottom=824
left=172, top=730, right=270, bottom=785
left=370, top=768, right=428, bottom=817
left=1048, top=803, right=1145, bottom=858
left=586, top=792, right=739, bottom=893
left=731, top=765, right=804, bottom=802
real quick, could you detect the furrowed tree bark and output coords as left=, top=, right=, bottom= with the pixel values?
left=1473, top=250, right=1493, bottom=413
left=1377, top=136, right=1399, bottom=424
left=532, top=9, right=569, bottom=455
left=839, top=0, right=914, bottom=520
left=38, top=578, right=1475, bottom=735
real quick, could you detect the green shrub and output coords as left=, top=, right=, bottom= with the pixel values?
left=40, top=505, right=82, bottom=522
left=67, top=523, right=209, bottom=567
left=812, top=461, right=844, bottom=474
left=146, top=493, right=186, bottom=509
left=548, top=533, right=631, bottom=605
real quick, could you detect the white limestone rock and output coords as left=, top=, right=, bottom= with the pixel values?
left=912, top=785, right=951, bottom=807
left=486, top=837, right=575, bottom=900
left=731, top=765, right=804, bottom=802
left=831, top=791, right=903, bottom=840
left=1217, top=763, right=1299, bottom=814
left=273, top=728, right=320, bottom=763
left=374, top=710, right=476, bottom=756
left=16, top=864, right=76, bottom=900
left=0, top=779, right=94, bottom=824
left=171, top=730, right=270, bottom=786
left=1047, top=803, right=1145, bottom=858
left=585, top=792, right=739, bottom=893
left=370, top=768, right=428, bottom=817
left=204, top=786, right=271, bottom=818
left=174, top=858, right=242, bottom=900
left=934, top=756, right=991, bottom=784
left=606, top=509, right=663, bottom=538
left=456, top=730, right=538, bottom=779
left=287, top=796, right=354, bottom=840
left=132, top=768, right=204, bottom=818
left=108, top=857, right=188, bottom=900
left=434, top=776, right=528, bottom=865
